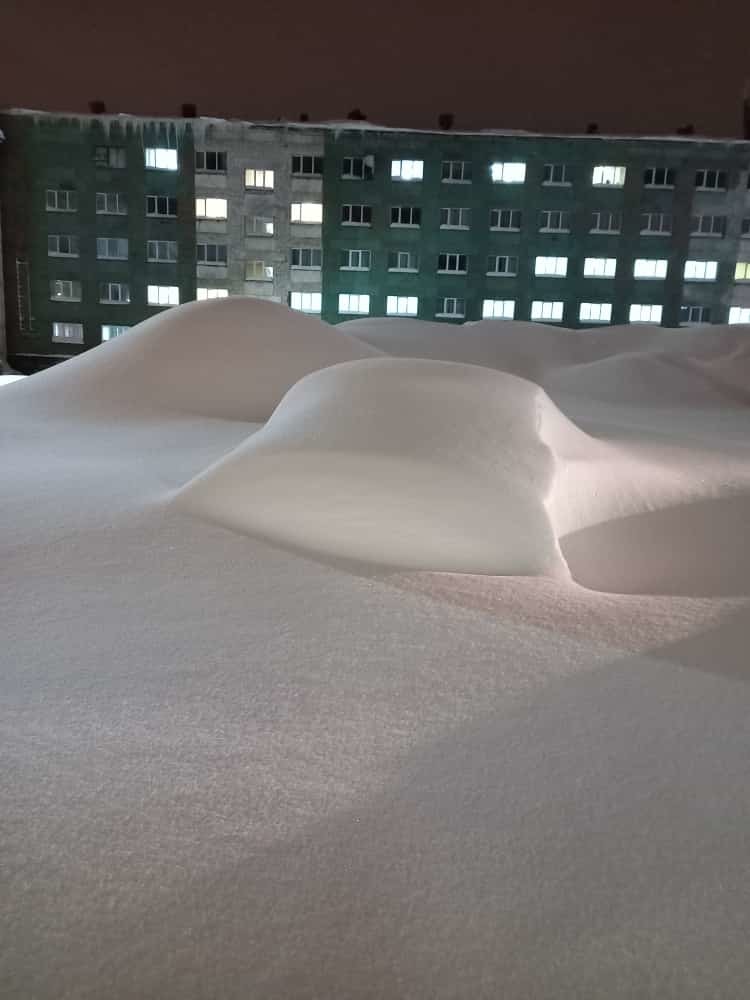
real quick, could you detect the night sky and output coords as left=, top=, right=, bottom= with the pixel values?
left=1, top=0, right=747, bottom=137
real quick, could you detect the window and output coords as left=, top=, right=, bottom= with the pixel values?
left=690, top=214, right=726, bottom=237
left=391, top=159, right=423, bottom=181
left=94, top=146, right=126, bottom=169
left=579, top=302, right=612, bottom=323
left=633, top=258, right=668, bottom=279
left=490, top=208, right=521, bottom=231
left=440, top=207, right=471, bottom=229
left=531, top=301, right=564, bottom=322
left=680, top=305, right=711, bottom=325
left=390, top=205, right=420, bottom=227
left=52, top=321, right=84, bottom=343
left=341, top=204, right=371, bottom=226
left=442, top=160, right=472, bottom=183
left=339, top=293, right=370, bottom=315
left=196, top=198, right=228, bottom=219
left=482, top=299, right=515, bottom=319
left=695, top=169, right=727, bottom=191
left=145, top=148, right=178, bottom=171
left=96, top=191, right=127, bottom=215
left=291, top=202, right=323, bottom=224
left=292, top=155, right=323, bottom=176
left=644, top=167, right=676, bottom=188
left=729, top=306, right=750, bottom=324
left=592, top=165, right=626, bottom=187
left=742, top=219, right=750, bottom=237
left=147, top=285, right=180, bottom=306
left=386, top=295, right=418, bottom=316
left=640, top=212, right=672, bottom=235
left=245, top=167, right=274, bottom=189
left=99, top=282, right=130, bottom=304
left=437, top=253, right=468, bottom=273
left=583, top=257, right=617, bottom=278
left=195, top=150, right=227, bottom=172
left=50, top=279, right=81, bottom=301
left=48, top=234, right=79, bottom=257
left=290, top=291, right=322, bottom=313
left=734, top=262, right=750, bottom=281
left=539, top=210, right=570, bottom=232
left=340, top=249, right=371, bottom=270
left=147, top=240, right=178, bottom=262
left=197, top=243, right=228, bottom=265
left=535, top=256, right=568, bottom=277
left=388, top=250, right=419, bottom=272
left=96, top=237, right=128, bottom=260
left=437, top=297, right=466, bottom=318
left=291, top=247, right=322, bottom=269
left=590, top=211, right=621, bottom=233
left=342, top=156, right=374, bottom=179
left=486, top=255, right=518, bottom=276
left=197, top=288, right=229, bottom=300
left=629, top=304, right=663, bottom=323
left=101, top=325, right=130, bottom=340
left=246, top=215, right=274, bottom=237
left=684, top=260, right=718, bottom=281
left=146, top=195, right=177, bottom=217
left=46, top=189, right=77, bottom=212
left=543, top=163, right=570, bottom=186
left=491, top=162, right=526, bottom=184
left=245, top=260, right=274, bottom=281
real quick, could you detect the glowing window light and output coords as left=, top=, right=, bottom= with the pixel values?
left=530, top=301, right=564, bottom=322
left=684, top=260, right=718, bottom=281
left=535, top=256, right=568, bottom=277
left=289, top=292, right=321, bottom=313
left=197, top=288, right=229, bottom=300
left=144, top=148, right=178, bottom=171
left=583, top=257, right=617, bottom=278
left=391, top=159, right=424, bottom=181
left=579, top=302, right=612, bottom=323
left=338, top=293, right=370, bottom=315
left=490, top=162, right=526, bottom=184
left=592, top=165, right=626, bottom=187
left=195, top=198, right=228, bottom=220
left=291, top=202, right=323, bottom=224
left=634, top=258, right=668, bottom=279
left=629, top=304, right=663, bottom=323
left=386, top=295, right=418, bottom=316
left=728, top=306, right=750, bottom=324
left=147, top=285, right=180, bottom=307
left=481, top=299, right=515, bottom=319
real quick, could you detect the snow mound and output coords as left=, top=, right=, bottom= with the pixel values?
left=9, top=297, right=380, bottom=421
left=175, top=358, right=595, bottom=577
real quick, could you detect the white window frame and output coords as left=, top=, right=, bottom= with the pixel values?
left=342, top=156, right=374, bottom=180
left=48, top=234, right=79, bottom=257
left=338, top=293, right=370, bottom=315
left=386, top=295, right=418, bottom=317
left=94, top=146, right=126, bottom=169
left=728, top=306, right=750, bottom=324
left=690, top=215, right=726, bottom=238
left=437, top=297, right=466, bottom=318
left=144, top=148, right=178, bottom=171
left=680, top=305, right=711, bottom=326
left=96, top=191, right=127, bottom=215
left=197, top=243, right=228, bottom=266
left=340, top=249, right=371, bottom=271
left=590, top=211, right=621, bottom=234
left=633, top=258, right=668, bottom=279
left=684, top=260, right=718, bottom=281
left=437, top=252, right=468, bottom=274
left=99, top=281, right=130, bottom=304
left=695, top=169, right=727, bottom=191
left=195, top=197, right=228, bottom=220
left=391, top=159, right=424, bottom=181
left=489, top=208, right=521, bottom=231
left=101, top=324, right=131, bottom=341
left=147, top=285, right=180, bottom=307
left=579, top=302, right=612, bottom=323
left=96, top=237, right=128, bottom=260
left=441, top=160, right=471, bottom=183
left=629, top=304, right=663, bottom=324
left=538, top=210, right=570, bottom=233
left=291, top=155, right=323, bottom=176
left=341, top=204, right=371, bottom=226
left=245, top=260, right=274, bottom=281
left=640, top=212, right=672, bottom=236
left=388, top=250, right=419, bottom=272
left=733, top=261, right=750, bottom=281
left=542, top=163, right=570, bottom=186
left=52, top=321, right=84, bottom=343
left=440, top=207, right=471, bottom=229
left=531, top=300, right=564, bottom=322
left=486, top=255, right=518, bottom=277
left=390, top=205, right=420, bottom=227
left=535, top=256, right=568, bottom=277
left=146, top=194, right=177, bottom=218
left=197, top=288, right=229, bottom=300
left=290, top=291, right=322, bottom=313
left=583, top=257, right=617, bottom=278
left=195, top=150, right=227, bottom=173
left=246, top=215, right=275, bottom=237
left=147, top=239, right=178, bottom=262
left=245, top=167, right=275, bottom=190
left=644, top=167, right=675, bottom=189
left=482, top=299, right=515, bottom=320
left=290, top=247, right=322, bottom=269
left=292, top=202, right=324, bottom=224
left=49, top=279, right=81, bottom=301
left=490, top=162, right=526, bottom=184
left=592, top=165, right=626, bottom=187
left=46, top=189, right=77, bottom=212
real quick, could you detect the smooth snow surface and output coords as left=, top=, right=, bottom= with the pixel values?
left=3, top=299, right=750, bottom=999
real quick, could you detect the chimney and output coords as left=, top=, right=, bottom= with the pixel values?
left=743, top=81, right=750, bottom=140
left=89, top=100, right=106, bottom=114
left=181, top=103, right=197, bottom=118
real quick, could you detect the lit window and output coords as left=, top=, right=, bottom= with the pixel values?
left=96, top=192, right=127, bottom=215
left=437, top=297, right=466, bottom=318
left=292, top=202, right=323, bottom=224
left=341, top=204, right=371, bottom=226
left=147, top=240, right=178, bottom=262
left=48, top=234, right=79, bottom=257
left=292, top=155, right=324, bottom=176
left=728, top=306, right=750, bottom=324
left=579, top=302, right=612, bottom=323
left=531, top=301, right=564, bottom=322
left=583, top=257, right=617, bottom=278
left=590, top=211, right=621, bottom=233
left=145, top=148, right=178, bottom=171
left=442, top=160, right=472, bottom=183
left=197, top=243, right=228, bottom=265
left=640, top=212, right=672, bottom=235
left=147, top=285, right=180, bottom=306
left=196, top=198, right=228, bottom=220
left=592, top=165, right=626, bottom=187
left=99, top=282, right=130, bottom=304
left=101, top=325, right=131, bottom=340
left=338, top=293, right=370, bottom=315
left=195, top=150, right=227, bottom=172
left=695, top=169, right=727, bottom=191
left=96, top=237, right=128, bottom=260
left=629, top=304, right=663, bottom=323
left=633, top=258, right=668, bottom=279
left=342, top=156, right=374, bottom=179
left=289, top=291, right=321, bottom=313
left=535, top=256, right=568, bottom=277
left=437, top=253, right=468, bottom=274
left=52, top=321, right=83, bottom=343
left=290, top=247, right=322, bottom=269
left=690, top=215, right=726, bottom=237
left=391, top=159, right=424, bottom=181
left=491, top=162, right=526, bottom=184
left=684, top=260, right=718, bottom=281
left=539, top=210, right=570, bottom=232
left=197, top=288, right=229, bottom=300
left=680, top=305, right=711, bottom=325
left=387, top=250, right=419, bottom=272
left=94, top=146, right=126, bottom=168
left=146, top=195, right=177, bottom=217
left=246, top=215, right=274, bottom=237
left=50, top=279, right=81, bottom=301
left=440, top=207, right=471, bottom=229
left=245, top=260, right=274, bottom=281
left=386, top=295, right=418, bottom=316
left=490, top=208, right=521, bottom=230
left=482, top=299, right=515, bottom=319
left=486, top=255, right=518, bottom=276
left=734, top=262, right=750, bottom=281
left=643, top=167, right=676, bottom=188
left=245, top=168, right=274, bottom=189
left=46, top=189, right=77, bottom=212
left=543, top=163, right=570, bottom=186
left=390, top=205, right=420, bottom=227
left=340, top=249, right=371, bottom=270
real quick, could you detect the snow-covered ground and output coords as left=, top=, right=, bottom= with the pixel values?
left=2, top=298, right=750, bottom=999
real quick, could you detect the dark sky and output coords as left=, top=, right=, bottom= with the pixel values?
left=1, top=0, right=747, bottom=137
